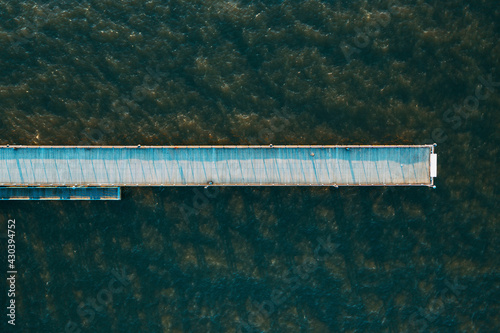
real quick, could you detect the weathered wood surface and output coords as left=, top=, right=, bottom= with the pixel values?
left=0, top=187, right=120, bottom=200
left=0, top=145, right=434, bottom=186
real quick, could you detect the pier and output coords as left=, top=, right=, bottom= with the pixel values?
left=0, top=145, right=437, bottom=200
left=0, top=187, right=120, bottom=200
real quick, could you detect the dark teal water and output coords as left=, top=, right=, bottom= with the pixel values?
left=0, top=1, right=499, bottom=332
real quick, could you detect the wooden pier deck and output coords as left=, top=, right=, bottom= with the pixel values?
left=0, top=146, right=436, bottom=192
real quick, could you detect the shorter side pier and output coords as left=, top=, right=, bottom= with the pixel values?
left=0, top=187, right=121, bottom=200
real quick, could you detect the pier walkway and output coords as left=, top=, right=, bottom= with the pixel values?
left=0, top=145, right=437, bottom=200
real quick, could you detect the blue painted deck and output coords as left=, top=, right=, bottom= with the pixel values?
left=0, top=145, right=436, bottom=188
